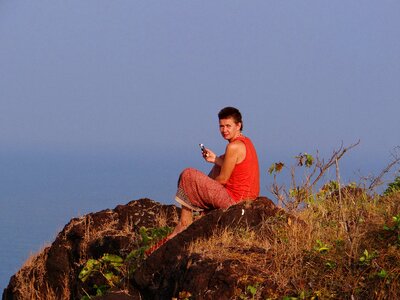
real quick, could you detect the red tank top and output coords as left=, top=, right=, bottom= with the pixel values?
left=225, top=136, right=260, bottom=202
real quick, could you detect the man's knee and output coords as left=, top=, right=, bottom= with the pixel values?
left=180, top=167, right=197, bottom=180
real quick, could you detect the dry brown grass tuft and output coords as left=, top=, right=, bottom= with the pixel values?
left=188, top=227, right=271, bottom=263
left=155, top=208, right=177, bottom=228
left=188, top=190, right=400, bottom=299
left=10, top=246, right=69, bottom=300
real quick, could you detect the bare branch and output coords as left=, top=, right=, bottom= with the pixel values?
left=269, top=140, right=361, bottom=210
left=270, top=173, right=286, bottom=208
left=368, top=146, right=400, bottom=191
left=310, top=140, right=360, bottom=188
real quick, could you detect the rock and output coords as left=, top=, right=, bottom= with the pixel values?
left=133, top=197, right=283, bottom=300
left=2, top=198, right=179, bottom=300
left=2, top=197, right=287, bottom=300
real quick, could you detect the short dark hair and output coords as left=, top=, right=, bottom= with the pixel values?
left=218, top=107, right=243, bottom=131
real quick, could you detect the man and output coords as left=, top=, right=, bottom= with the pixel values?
left=146, top=107, right=259, bottom=254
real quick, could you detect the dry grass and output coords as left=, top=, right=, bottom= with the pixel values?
left=188, top=227, right=271, bottom=262
left=9, top=188, right=399, bottom=299
left=155, top=207, right=178, bottom=228
left=10, top=209, right=139, bottom=299
left=9, top=246, right=69, bottom=300
left=188, top=190, right=400, bottom=299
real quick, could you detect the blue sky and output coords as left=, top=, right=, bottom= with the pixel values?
left=1, top=0, right=400, bottom=189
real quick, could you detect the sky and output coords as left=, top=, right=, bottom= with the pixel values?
left=1, top=0, right=400, bottom=291
left=1, top=1, right=400, bottom=197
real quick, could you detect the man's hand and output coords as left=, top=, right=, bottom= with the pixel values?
left=202, top=148, right=222, bottom=165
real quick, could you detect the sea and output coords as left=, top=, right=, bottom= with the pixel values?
left=0, top=148, right=388, bottom=292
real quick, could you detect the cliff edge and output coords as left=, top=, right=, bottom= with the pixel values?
left=2, top=197, right=284, bottom=300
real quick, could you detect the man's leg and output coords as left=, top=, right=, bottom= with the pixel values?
left=170, top=206, right=193, bottom=238
left=145, top=204, right=194, bottom=255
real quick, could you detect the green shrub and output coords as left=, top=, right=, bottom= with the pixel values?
left=384, top=176, right=400, bottom=196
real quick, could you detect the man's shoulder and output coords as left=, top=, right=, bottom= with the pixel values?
left=229, top=139, right=245, bottom=146
left=227, top=139, right=246, bottom=152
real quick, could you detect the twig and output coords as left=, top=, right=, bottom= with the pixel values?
left=368, top=146, right=400, bottom=191
left=335, top=157, right=342, bottom=205
left=310, top=140, right=360, bottom=189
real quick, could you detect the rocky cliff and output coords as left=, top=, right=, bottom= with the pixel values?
left=2, top=197, right=285, bottom=300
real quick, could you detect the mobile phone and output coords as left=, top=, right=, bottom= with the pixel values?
left=199, top=143, right=206, bottom=153
left=199, top=144, right=209, bottom=157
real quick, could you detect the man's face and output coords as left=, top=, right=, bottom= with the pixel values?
left=219, top=117, right=241, bottom=141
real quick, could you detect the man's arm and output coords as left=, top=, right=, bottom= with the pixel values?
left=215, top=141, right=246, bottom=184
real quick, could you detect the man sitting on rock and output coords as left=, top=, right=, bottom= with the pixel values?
left=147, top=107, right=260, bottom=254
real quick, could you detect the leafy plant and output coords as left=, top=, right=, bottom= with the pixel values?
left=79, top=226, right=172, bottom=299
left=126, top=225, right=172, bottom=273
left=247, top=284, right=258, bottom=299
left=325, top=260, right=337, bottom=269
left=282, top=290, right=321, bottom=300
left=239, top=283, right=259, bottom=300
left=384, top=176, right=400, bottom=196
left=377, top=269, right=388, bottom=279
left=384, top=213, right=400, bottom=232
left=359, top=249, right=378, bottom=266
left=295, top=153, right=314, bottom=168
left=79, top=253, right=123, bottom=299
left=383, top=213, right=400, bottom=245
left=313, top=240, right=330, bottom=253
left=81, top=284, right=108, bottom=300
left=319, top=180, right=339, bottom=195
left=268, top=162, right=285, bottom=174
left=140, top=225, right=172, bottom=247
left=79, top=253, right=123, bottom=285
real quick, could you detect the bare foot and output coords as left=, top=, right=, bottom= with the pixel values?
left=169, top=206, right=194, bottom=238
left=169, top=221, right=188, bottom=239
